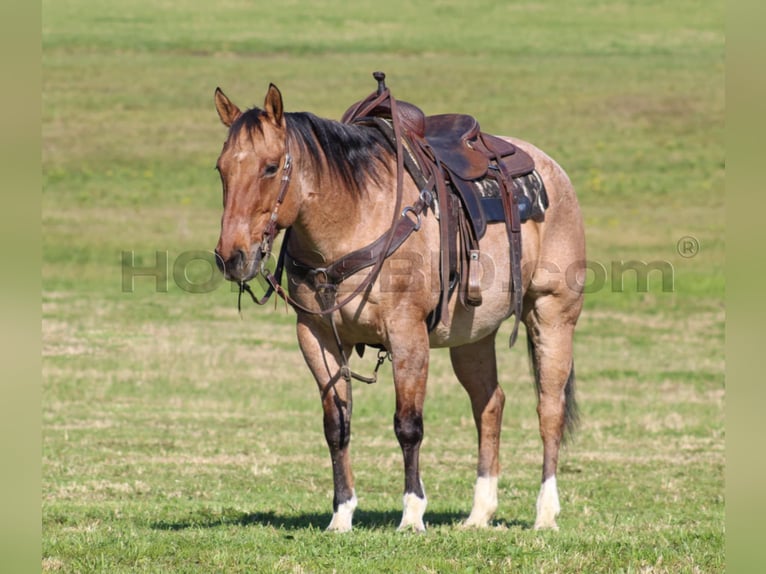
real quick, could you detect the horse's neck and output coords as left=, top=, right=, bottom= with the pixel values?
left=289, top=163, right=401, bottom=267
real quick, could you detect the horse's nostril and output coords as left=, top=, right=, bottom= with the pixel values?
left=232, top=249, right=247, bottom=269
left=214, top=250, right=226, bottom=273
left=216, top=248, right=249, bottom=278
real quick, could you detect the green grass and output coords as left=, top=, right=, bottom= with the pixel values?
left=43, top=0, right=724, bottom=572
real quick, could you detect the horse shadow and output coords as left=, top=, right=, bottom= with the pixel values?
left=151, top=508, right=531, bottom=532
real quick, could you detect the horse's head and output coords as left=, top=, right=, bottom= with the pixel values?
left=213, top=84, right=297, bottom=283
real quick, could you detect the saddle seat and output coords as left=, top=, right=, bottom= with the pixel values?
left=342, top=90, right=531, bottom=185
left=424, top=114, right=487, bottom=180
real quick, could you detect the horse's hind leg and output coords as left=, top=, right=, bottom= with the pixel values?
left=525, top=294, right=581, bottom=530
left=449, top=330, right=505, bottom=528
left=296, top=318, right=357, bottom=532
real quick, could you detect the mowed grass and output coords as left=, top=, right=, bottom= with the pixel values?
left=42, top=1, right=724, bottom=572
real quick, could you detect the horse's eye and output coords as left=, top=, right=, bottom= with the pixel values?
left=262, top=162, right=280, bottom=178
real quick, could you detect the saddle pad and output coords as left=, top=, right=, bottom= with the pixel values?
left=479, top=169, right=549, bottom=225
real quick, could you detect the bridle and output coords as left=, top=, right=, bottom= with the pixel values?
left=236, top=144, right=293, bottom=308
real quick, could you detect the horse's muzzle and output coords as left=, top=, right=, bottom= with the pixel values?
left=215, top=247, right=261, bottom=283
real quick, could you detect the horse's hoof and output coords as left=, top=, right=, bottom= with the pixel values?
left=397, top=522, right=427, bottom=533
left=461, top=517, right=491, bottom=529
left=533, top=520, right=560, bottom=531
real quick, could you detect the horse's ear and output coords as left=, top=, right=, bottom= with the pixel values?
left=263, top=83, right=285, bottom=128
left=214, top=87, right=242, bottom=127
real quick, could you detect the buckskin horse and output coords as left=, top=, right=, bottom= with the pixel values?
left=212, top=73, right=585, bottom=532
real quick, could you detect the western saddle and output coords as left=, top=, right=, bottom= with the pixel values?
left=339, top=72, right=546, bottom=345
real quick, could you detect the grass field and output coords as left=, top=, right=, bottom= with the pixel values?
left=42, top=1, right=725, bottom=572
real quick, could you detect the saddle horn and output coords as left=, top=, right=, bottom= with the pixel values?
left=373, top=71, right=387, bottom=95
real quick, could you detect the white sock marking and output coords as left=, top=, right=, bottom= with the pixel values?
left=464, top=475, right=498, bottom=527
left=326, top=491, right=357, bottom=532
left=398, top=485, right=427, bottom=532
left=534, top=476, right=560, bottom=530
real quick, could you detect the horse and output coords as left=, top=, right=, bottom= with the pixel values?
left=212, top=78, right=585, bottom=533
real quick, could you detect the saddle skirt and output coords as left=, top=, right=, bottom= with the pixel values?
left=424, top=118, right=547, bottom=239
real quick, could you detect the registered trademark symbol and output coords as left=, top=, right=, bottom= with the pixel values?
left=677, top=236, right=700, bottom=258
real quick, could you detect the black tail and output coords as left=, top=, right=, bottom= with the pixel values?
left=526, top=333, right=580, bottom=443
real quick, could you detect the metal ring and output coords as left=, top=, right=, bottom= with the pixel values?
left=259, top=253, right=274, bottom=276
left=401, top=206, right=422, bottom=231
left=308, top=267, right=329, bottom=285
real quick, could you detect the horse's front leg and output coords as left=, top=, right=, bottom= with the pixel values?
left=296, top=317, right=356, bottom=532
left=388, top=319, right=430, bottom=532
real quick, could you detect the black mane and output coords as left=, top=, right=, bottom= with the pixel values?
left=229, top=108, right=393, bottom=197
left=287, top=112, right=394, bottom=196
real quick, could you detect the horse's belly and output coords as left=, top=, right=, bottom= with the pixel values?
left=427, top=224, right=520, bottom=348
left=427, top=296, right=512, bottom=348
